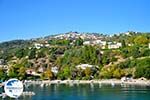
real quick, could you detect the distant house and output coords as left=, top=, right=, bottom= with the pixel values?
left=0, top=59, right=5, bottom=65
left=83, top=41, right=91, bottom=45
left=108, top=42, right=122, bottom=49
left=38, top=67, right=45, bottom=73
left=99, top=41, right=107, bottom=49
left=51, top=66, right=58, bottom=74
left=100, top=51, right=104, bottom=54
left=34, top=43, right=44, bottom=49
left=26, top=69, right=41, bottom=76
left=93, top=40, right=102, bottom=44
left=125, top=32, right=129, bottom=35
left=149, top=43, right=150, bottom=49
left=76, top=64, right=98, bottom=70
left=45, top=44, right=50, bottom=47
left=128, top=43, right=133, bottom=46
left=92, top=40, right=106, bottom=45
left=100, top=41, right=107, bottom=46
left=83, top=40, right=107, bottom=48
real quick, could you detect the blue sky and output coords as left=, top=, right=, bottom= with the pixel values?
left=0, top=0, right=149, bottom=42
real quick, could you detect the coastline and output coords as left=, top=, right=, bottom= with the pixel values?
left=24, top=79, right=150, bottom=86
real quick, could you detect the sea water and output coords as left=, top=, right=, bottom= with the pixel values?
left=2, top=84, right=150, bottom=100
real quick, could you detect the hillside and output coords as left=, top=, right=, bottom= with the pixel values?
left=0, top=31, right=150, bottom=80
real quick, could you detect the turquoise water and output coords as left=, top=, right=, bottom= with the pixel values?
left=3, top=84, right=150, bottom=100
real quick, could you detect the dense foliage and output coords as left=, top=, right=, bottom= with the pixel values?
left=0, top=32, right=150, bottom=80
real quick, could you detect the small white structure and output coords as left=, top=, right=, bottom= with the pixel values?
left=149, top=43, right=150, bottom=49
left=34, top=43, right=44, bottom=49
left=26, top=69, right=41, bottom=76
left=51, top=66, right=58, bottom=74
left=45, top=44, right=50, bottom=47
left=76, top=64, right=95, bottom=70
left=128, top=44, right=133, bottom=46
left=92, top=40, right=106, bottom=46
left=38, top=67, right=45, bottom=73
left=0, top=59, right=5, bottom=65
left=108, top=42, right=122, bottom=49
left=99, top=41, right=107, bottom=49
left=100, top=41, right=107, bottom=46
left=124, top=32, right=130, bottom=35
left=83, top=41, right=91, bottom=45
left=93, top=40, right=102, bottom=44
left=121, top=77, right=127, bottom=83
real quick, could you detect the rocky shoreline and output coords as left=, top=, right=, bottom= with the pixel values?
left=24, top=79, right=150, bottom=86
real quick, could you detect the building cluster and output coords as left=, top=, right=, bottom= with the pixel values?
left=52, top=32, right=103, bottom=40
left=107, top=42, right=122, bottom=49
left=76, top=64, right=98, bottom=70
left=33, top=43, right=50, bottom=49
left=33, top=32, right=123, bottom=49
left=83, top=40, right=122, bottom=49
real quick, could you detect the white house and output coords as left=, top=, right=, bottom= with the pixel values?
left=149, top=43, right=150, bottom=49
left=108, top=42, right=122, bottom=49
left=93, top=40, right=102, bottom=44
left=100, top=41, right=107, bottom=46
left=92, top=40, right=107, bottom=46
left=99, top=41, right=107, bottom=49
left=83, top=41, right=91, bottom=45
left=128, top=43, right=133, bottom=46
left=34, top=43, right=44, bottom=49
left=51, top=66, right=58, bottom=74
left=26, top=69, right=41, bottom=76
left=45, top=44, right=50, bottom=47
left=38, top=67, right=45, bottom=73
left=117, top=43, right=122, bottom=47
left=76, top=64, right=97, bottom=70
left=121, top=77, right=127, bottom=82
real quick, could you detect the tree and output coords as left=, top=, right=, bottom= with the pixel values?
left=102, top=50, right=117, bottom=65
left=100, top=67, right=113, bottom=79
left=57, top=66, right=71, bottom=80
left=134, top=58, right=150, bottom=79
left=63, top=66, right=71, bottom=79
left=8, top=67, right=18, bottom=78
left=37, top=50, right=46, bottom=58
left=48, top=39, right=70, bottom=46
left=121, top=40, right=126, bottom=48
left=15, top=48, right=25, bottom=59
left=0, top=68, right=6, bottom=80
left=44, top=69, right=53, bottom=80
left=141, top=49, right=150, bottom=57
left=28, top=48, right=36, bottom=59
left=84, top=67, right=92, bottom=79
left=102, top=57, right=109, bottom=65
left=113, top=68, right=124, bottom=79
left=129, top=46, right=140, bottom=58
left=75, top=38, right=83, bottom=46
left=56, top=46, right=102, bottom=67
left=18, top=67, right=26, bottom=80
left=134, top=35, right=149, bottom=45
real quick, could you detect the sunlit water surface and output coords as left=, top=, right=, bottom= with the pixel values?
left=2, top=84, right=150, bottom=100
